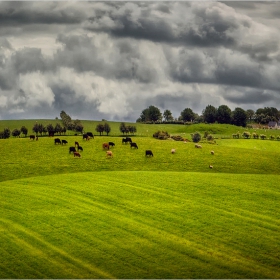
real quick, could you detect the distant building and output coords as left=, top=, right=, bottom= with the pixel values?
left=268, top=120, right=280, bottom=129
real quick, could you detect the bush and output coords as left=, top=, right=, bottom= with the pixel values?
left=242, top=131, right=251, bottom=139
left=270, top=135, right=275, bottom=140
left=260, top=134, right=266, bottom=140
left=153, top=131, right=170, bottom=140
left=170, top=135, right=184, bottom=141
left=192, top=132, right=201, bottom=143
left=206, top=134, right=214, bottom=141
left=12, top=129, right=21, bottom=137
left=252, top=133, right=259, bottom=139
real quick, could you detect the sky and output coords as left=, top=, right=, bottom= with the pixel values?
left=0, top=1, right=280, bottom=122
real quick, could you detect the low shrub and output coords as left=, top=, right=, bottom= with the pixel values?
left=192, top=132, right=202, bottom=143
left=153, top=131, right=170, bottom=140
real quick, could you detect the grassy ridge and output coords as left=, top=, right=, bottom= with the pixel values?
left=1, top=136, right=280, bottom=182
left=1, top=172, right=279, bottom=278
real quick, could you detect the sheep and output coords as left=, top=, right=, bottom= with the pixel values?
left=211, top=151, right=214, bottom=155
left=195, top=144, right=202, bottom=148
left=106, top=151, right=113, bottom=158
left=209, top=165, right=213, bottom=169
left=171, top=149, right=176, bottom=154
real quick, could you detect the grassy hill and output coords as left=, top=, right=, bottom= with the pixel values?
left=1, top=119, right=280, bottom=278
left=1, top=172, right=279, bottom=278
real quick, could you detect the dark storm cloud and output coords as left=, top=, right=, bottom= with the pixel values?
left=0, top=2, right=85, bottom=25
left=223, top=88, right=278, bottom=105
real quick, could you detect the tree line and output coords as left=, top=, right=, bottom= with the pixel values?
left=137, top=105, right=280, bottom=127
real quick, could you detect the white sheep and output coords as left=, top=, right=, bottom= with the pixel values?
left=211, top=151, right=214, bottom=155
left=171, top=149, right=176, bottom=154
left=195, top=144, right=202, bottom=148
left=209, top=165, right=213, bottom=169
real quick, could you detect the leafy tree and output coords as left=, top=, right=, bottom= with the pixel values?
left=12, top=128, right=21, bottom=137
left=246, top=109, right=255, bottom=122
left=180, top=108, right=195, bottom=122
left=37, top=124, right=45, bottom=136
left=32, top=123, right=39, bottom=135
left=96, top=124, right=104, bottom=136
left=163, top=109, right=174, bottom=122
left=203, top=105, right=217, bottom=123
left=20, top=126, right=28, bottom=137
left=139, top=105, right=162, bottom=122
left=46, top=124, right=54, bottom=135
left=232, top=107, right=247, bottom=127
left=104, top=122, right=111, bottom=136
left=217, top=105, right=232, bottom=124
left=55, top=123, right=63, bottom=135
left=75, top=123, right=84, bottom=134
left=3, top=128, right=11, bottom=139
left=119, top=122, right=127, bottom=134
left=128, top=125, right=137, bottom=135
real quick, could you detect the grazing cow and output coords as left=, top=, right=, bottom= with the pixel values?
left=195, top=144, right=202, bottom=148
left=106, top=151, right=113, bottom=158
left=130, top=142, right=138, bottom=149
left=62, top=140, right=68, bottom=145
left=103, top=143, right=110, bottom=150
left=75, top=141, right=79, bottom=147
left=54, top=138, right=61, bottom=145
left=126, top=137, right=132, bottom=143
left=36, top=136, right=38, bottom=141
left=86, top=132, right=94, bottom=138
left=30, top=135, right=35, bottom=140
left=83, top=134, right=90, bottom=140
left=109, top=142, right=115, bottom=147
left=171, top=149, right=176, bottom=154
left=122, top=138, right=128, bottom=144
left=145, top=150, right=153, bottom=157
left=74, top=152, right=81, bottom=158
left=78, top=146, right=83, bottom=151
left=69, top=146, right=76, bottom=153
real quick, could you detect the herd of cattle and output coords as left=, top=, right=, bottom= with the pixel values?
left=29, top=133, right=214, bottom=167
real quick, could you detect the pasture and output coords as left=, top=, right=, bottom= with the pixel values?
left=1, top=121, right=280, bottom=278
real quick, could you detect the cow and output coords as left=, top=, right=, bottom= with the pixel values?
left=109, top=142, right=115, bottom=147
left=103, top=143, right=110, bottom=150
left=54, top=138, right=61, bottom=145
left=83, top=134, right=90, bottom=140
left=74, top=152, right=81, bottom=157
left=130, top=142, right=138, bottom=149
left=62, top=140, right=68, bottom=145
left=69, top=146, right=76, bottom=153
left=106, top=151, right=113, bottom=158
left=126, top=137, right=132, bottom=143
left=86, top=132, right=94, bottom=138
left=75, top=141, right=79, bottom=147
left=30, top=135, right=35, bottom=140
left=78, top=146, right=83, bottom=152
left=145, top=150, right=153, bottom=157
left=36, top=136, right=38, bottom=141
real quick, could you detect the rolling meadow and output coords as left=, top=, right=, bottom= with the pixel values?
left=1, top=119, right=280, bottom=278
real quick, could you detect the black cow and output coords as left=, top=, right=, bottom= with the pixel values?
left=69, top=146, right=76, bottom=153
left=122, top=138, right=130, bottom=144
left=54, top=138, right=61, bottom=145
left=62, top=140, right=68, bottom=145
left=126, top=137, right=132, bottom=143
left=86, top=132, right=94, bottom=138
left=83, top=134, right=89, bottom=140
left=130, top=142, right=138, bottom=149
left=78, top=146, right=83, bottom=151
left=30, top=135, right=35, bottom=140
left=145, top=150, right=153, bottom=157
left=109, top=142, right=115, bottom=147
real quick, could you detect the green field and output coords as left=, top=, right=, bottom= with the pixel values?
left=1, top=120, right=280, bottom=278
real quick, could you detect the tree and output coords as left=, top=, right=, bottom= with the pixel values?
left=55, top=123, right=63, bottom=135
left=139, top=105, right=162, bottom=122
left=232, top=107, right=247, bottom=127
left=119, top=122, right=127, bottom=134
left=163, top=109, right=174, bottom=122
left=203, top=105, right=217, bottom=123
left=246, top=109, right=255, bottom=123
left=32, top=123, right=39, bottom=135
left=3, top=128, right=11, bottom=139
left=180, top=108, right=195, bottom=122
left=96, top=124, right=104, bottom=136
left=37, top=124, right=45, bottom=136
left=20, top=126, right=28, bottom=137
left=216, top=105, right=232, bottom=124
left=75, top=123, right=84, bottom=134
left=192, top=132, right=201, bottom=143
left=104, top=122, right=111, bottom=136
left=12, top=128, right=21, bottom=137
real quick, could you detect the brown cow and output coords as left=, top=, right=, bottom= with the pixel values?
left=74, top=152, right=81, bottom=157
left=102, top=143, right=110, bottom=150
left=75, top=141, right=79, bottom=147
left=106, top=151, right=113, bottom=158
